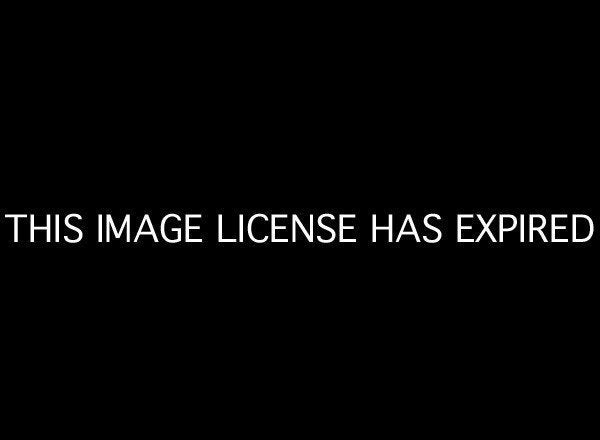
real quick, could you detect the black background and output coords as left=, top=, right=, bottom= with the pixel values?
left=1, top=6, right=597, bottom=434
